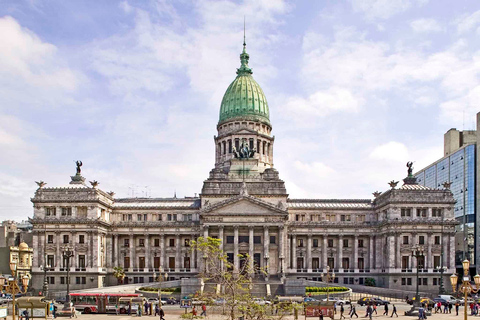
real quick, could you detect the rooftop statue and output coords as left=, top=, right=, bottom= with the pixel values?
left=76, top=160, right=83, bottom=175
left=406, top=161, right=414, bottom=177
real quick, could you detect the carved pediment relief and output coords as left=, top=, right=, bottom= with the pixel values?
left=201, top=195, right=287, bottom=217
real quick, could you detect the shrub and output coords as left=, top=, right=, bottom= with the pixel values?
left=365, top=278, right=376, bottom=287
left=305, top=287, right=348, bottom=293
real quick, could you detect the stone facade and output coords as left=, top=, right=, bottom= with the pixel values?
left=29, top=43, right=457, bottom=294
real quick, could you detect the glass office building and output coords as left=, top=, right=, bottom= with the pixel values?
left=415, top=144, right=476, bottom=267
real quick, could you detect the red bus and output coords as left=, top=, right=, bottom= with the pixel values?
left=69, top=293, right=143, bottom=314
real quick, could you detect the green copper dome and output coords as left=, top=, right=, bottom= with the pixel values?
left=219, top=43, right=270, bottom=126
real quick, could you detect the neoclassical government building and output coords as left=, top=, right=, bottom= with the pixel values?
left=30, top=42, right=457, bottom=294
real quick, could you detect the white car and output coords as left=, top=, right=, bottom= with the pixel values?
left=253, top=298, right=272, bottom=306
left=322, top=297, right=350, bottom=305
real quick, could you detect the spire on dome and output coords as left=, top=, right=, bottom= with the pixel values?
left=237, top=18, right=252, bottom=75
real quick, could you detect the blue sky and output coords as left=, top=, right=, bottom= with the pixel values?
left=1, top=0, right=480, bottom=221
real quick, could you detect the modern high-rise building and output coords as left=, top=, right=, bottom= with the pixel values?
left=415, top=112, right=480, bottom=271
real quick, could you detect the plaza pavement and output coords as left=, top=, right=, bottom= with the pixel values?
left=4, top=302, right=477, bottom=320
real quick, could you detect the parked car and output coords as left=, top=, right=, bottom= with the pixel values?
left=357, top=297, right=389, bottom=306
left=322, top=297, right=350, bottom=305
left=253, top=298, right=272, bottom=306
left=407, top=297, right=435, bottom=307
left=166, top=297, right=178, bottom=305
left=304, top=297, right=319, bottom=303
left=458, top=298, right=474, bottom=306
left=214, top=298, right=226, bottom=305
left=436, top=295, right=458, bottom=304
left=433, top=298, right=448, bottom=306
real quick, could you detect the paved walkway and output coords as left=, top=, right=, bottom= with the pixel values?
left=4, top=302, right=478, bottom=320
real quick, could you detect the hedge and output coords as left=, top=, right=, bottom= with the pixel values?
left=305, top=287, right=349, bottom=293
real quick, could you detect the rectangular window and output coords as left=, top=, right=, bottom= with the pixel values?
left=139, top=257, right=145, bottom=269
left=82, top=277, right=86, bottom=284
left=61, top=207, right=72, bottom=216
left=239, top=236, right=249, bottom=243
left=328, top=239, right=334, bottom=248
left=168, top=257, right=175, bottom=269
left=184, top=214, right=192, bottom=221
left=342, top=258, right=350, bottom=269
left=270, top=236, right=276, bottom=244
left=47, top=255, right=54, bottom=267
left=48, top=276, right=55, bottom=284
left=419, top=236, right=425, bottom=245
left=357, top=215, right=365, bottom=222
left=124, top=257, right=130, bottom=268
left=358, top=258, right=364, bottom=270
left=143, top=214, right=147, bottom=221
left=358, top=239, right=364, bottom=248
left=137, top=214, right=142, bottom=221
left=157, top=214, right=162, bottom=221
left=139, top=238, right=145, bottom=247
left=341, top=215, right=346, bottom=222
left=416, top=209, right=427, bottom=217
left=327, top=258, right=334, bottom=269
left=128, top=214, right=132, bottom=221
left=407, top=278, right=412, bottom=285
left=402, top=256, right=409, bottom=269
left=79, top=255, right=86, bottom=268
left=432, top=209, right=442, bottom=217
left=343, top=239, right=349, bottom=248
left=433, top=256, right=441, bottom=268
left=423, top=278, right=427, bottom=285
left=124, top=239, right=130, bottom=247
left=433, top=278, right=438, bottom=285
left=63, top=235, right=69, bottom=244
left=154, top=238, right=160, bottom=247
left=403, top=236, right=409, bottom=245
left=154, top=257, right=160, bottom=269
left=226, top=236, right=234, bottom=244
left=297, top=239, right=304, bottom=247
left=254, top=236, right=261, bottom=244
left=47, top=235, right=54, bottom=244
left=434, top=236, right=440, bottom=245
left=76, top=277, right=80, bottom=285
left=45, top=207, right=56, bottom=216
left=401, top=208, right=411, bottom=217
left=79, top=235, right=85, bottom=244
left=169, top=239, right=175, bottom=247
left=313, top=239, right=319, bottom=247
left=60, top=277, right=65, bottom=285
left=402, top=278, right=406, bottom=285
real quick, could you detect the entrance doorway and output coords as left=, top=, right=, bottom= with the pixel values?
left=296, top=257, right=304, bottom=270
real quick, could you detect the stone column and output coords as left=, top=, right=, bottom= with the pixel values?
left=388, top=234, right=395, bottom=270
left=449, top=234, right=455, bottom=269
left=323, top=236, right=328, bottom=270
left=176, top=234, right=181, bottom=271
left=279, top=226, right=284, bottom=275
left=234, top=226, right=239, bottom=272
left=145, top=234, right=150, bottom=271
left=338, top=235, right=343, bottom=269
left=114, top=234, right=119, bottom=267
left=89, top=231, right=94, bottom=268
left=56, top=231, right=61, bottom=268
left=292, top=234, right=297, bottom=269
left=219, top=226, right=224, bottom=272
left=160, top=235, right=165, bottom=270
left=130, top=234, right=135, bottom=269
left=443, top=234, right=448, bottom=267
left=263, top=226, right=269, bottom=274
left=307, top=234, right=312, bottom=271
left=71, top=232, right=77, bottom=269
left=353, top=235, right=358, bottom=270
left=396, top=234, right=401, bottom=269
left=427, top=233, right=433, bottom=269
left=369, top=235, right=374, bottom=270
left=202, top=226, right=209, bottom=273
left=249, top=226, right=254, bottom=273
left=287, top=233, right=291, bottom=269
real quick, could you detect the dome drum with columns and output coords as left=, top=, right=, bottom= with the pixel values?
left=28, top=37, right=458, bottom=296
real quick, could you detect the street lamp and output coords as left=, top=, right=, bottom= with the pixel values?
left=411, top=246, right=425, bottom=307
left=61, top=246, right=74, bottom=309
left=0, top=261, right=30, bottom=320
left=320, top=266, right=335, bottom=301
left=437, top=265, right=447, bottom=295
left=40, top=254, right=52, bottom=298
left=450, top=260, right=480, bottom=320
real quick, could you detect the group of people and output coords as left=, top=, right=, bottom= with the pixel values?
left=121, top=302, right=165, bottom=318
left=191, top=304, right=208, bottom=317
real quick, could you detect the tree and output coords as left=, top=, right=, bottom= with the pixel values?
left=191, top=237, right=296, bottom=320
left=113, top=266, right=126, bottom=284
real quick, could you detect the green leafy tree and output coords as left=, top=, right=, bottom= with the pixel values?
left=113, top=266, right=126, bottom=284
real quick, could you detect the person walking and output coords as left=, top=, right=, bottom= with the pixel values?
left=455, top=302, right=459, bottom=316
left=49, top=302, right=54, bottom=319
left=350, top=304, right=358, bottom=318
left=159, top=306, right=165, bottom=320
left=155, top=303, right=159, bottom=316
left=53, top=304, right=57, bottom=319
left=373, top=304, right=377, bottom=315
left=418, top=306, right=424, bottom=320
left=449, top=302, right=453, bottom=314
left=319, top=310, right=324, bottom=320
left=383, top=304, right=389, bottom=316
left=192, top=306, right=197, bottom=316
left=340, top=304, right=345, bottom=320
left=390, top=304, right=398, bottom=317
left=366, top=305, right=373, bottom=320
left=201, top=303, right=207, bottom=317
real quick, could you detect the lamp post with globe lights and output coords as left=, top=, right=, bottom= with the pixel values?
left=40, top=253, right=52, bottom=298
left=411, top=246, right=425, bottom=307
left=154, top=268, right=168, bottom=304
left=61, top=245, right=74, bottom=309
left=450, top=260, right=480, bottom=320
left=0, top=261, right=30, bottom=320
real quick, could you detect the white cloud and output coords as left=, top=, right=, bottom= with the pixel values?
left=293, top=161, right=335, bottom=179
left=370, top=141, right=409, bottom=163
left=457, top=10, right=480, bottom=34
left=350, top=0, right=428, bottom=20
left=410, top=18, right=442, bottom=33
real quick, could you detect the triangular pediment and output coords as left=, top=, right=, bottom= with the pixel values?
left=201, top=195, right=287, bottom=216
